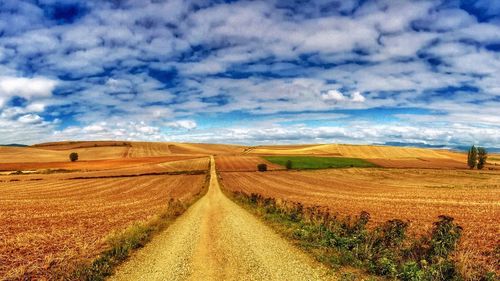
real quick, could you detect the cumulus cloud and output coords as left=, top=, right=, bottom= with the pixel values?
left=351, top=92, right=365, bottom=103
left=164, top=122, right=500, bottom=149
left=167, top=120, right=197, bottom=130
left=0, top=0, right=499, bottom=147
left=321, top=90, right=346, bottom=102
left=18, top=113, right=43, bottom=124
left=0, top=76, right=57, bottom=106
left=322, top=90, right=366, bottom=103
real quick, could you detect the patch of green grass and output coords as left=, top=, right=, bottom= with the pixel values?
left=264, top=156, right=377, bottom=169
left=489, top=157, right=500, bottom=161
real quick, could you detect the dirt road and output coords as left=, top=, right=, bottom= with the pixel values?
left=110, top=156, right=335, bottom=281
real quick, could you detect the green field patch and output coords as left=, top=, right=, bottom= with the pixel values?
left=264, top=156, right=377, bottom=169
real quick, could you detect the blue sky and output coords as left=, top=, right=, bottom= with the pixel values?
left=0, top=0, right=499, bottom=147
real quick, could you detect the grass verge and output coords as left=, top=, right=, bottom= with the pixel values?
left=264, top=156, right=377, bottom=169
left=67, top=173, right=210, bottom=280
left=219, top=181, right=496, bottom=281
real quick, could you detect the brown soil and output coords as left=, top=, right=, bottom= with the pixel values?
left=215, top=155, right=284, bottom=171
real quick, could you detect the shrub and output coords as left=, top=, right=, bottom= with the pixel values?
left=377, top=219, right=409, bottom=248
left=371, top=257, right=397, bottom=276
left=285, top=160, right=293, bottom=170
left=400, top=261, right=424, bottom=281
left=69, top=152, right=79, bottom=162
left=257, top=163, right=267, bottom=172
left=429, top=215, right=462, bottom=258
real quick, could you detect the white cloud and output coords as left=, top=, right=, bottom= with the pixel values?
left=18, top=113, right=42, bottom=124
left=26, top=102, right=46, bottom=112
left=321, top=90, right=365, bottom=103
left=51, top=121, right=163, bottom=142
left=167, top=120, right=197, bottom=130
left=321, top=90, right=346, bottom=102
left=0, top=1, right=499, bottom=147
left=351, top=91, right=365, bottom=103
left=83, top=124, right=106, bottom=133
left=0, top=76, right=57, bottom=107
left=164, top=122, right=500, bottom=148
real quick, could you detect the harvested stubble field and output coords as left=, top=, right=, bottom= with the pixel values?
left=0, top=155, right=204, bottom=173
left=219, top=168, right=500, bottom=273
left=0, top=173, right=207, bottom=279
left=247, top=144, right=464, bottom=159
left=366, top=157, right=467, bottom=169
left=247, top=144, right=471, bottom=169
left=215, top=155, right=283, bottom=171
left=28, top=157, right=210, bottom=180
left=0, top=146, right=128, bottom=163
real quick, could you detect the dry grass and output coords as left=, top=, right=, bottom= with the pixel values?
left=366, top=157, right=467, bottom=169
left=219, top=168, right=500, bottom=274
left=32, top=141, right=246, bottom=158
left=121, top=142, right=245, bottom=157
left=0, top=155, right=202, bottom=172
left=0, top=146, right=127, bottom=163
left=0, top=174, right=207, bottom=279
left=0, top=143, right=211, bottom=279
left=247, top=144, right=466, bottom=160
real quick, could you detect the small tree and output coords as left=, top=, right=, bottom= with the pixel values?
left=257, top=163, right=267, bottom=172
left=477, top=147, right=488, bottom=170
left=285, top=160, right=293, bottom=170
left=467, top=145, right=477, bottom=169
left=69, top=152, right=79, bottom=162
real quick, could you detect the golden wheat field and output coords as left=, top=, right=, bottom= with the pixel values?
left=219, top=168, right=500, bottom=273
left=0, top=142, right=214, bottom=279
left=247, top=144, right=464, bottom=159
left=0, top=174, right=207, bottom=279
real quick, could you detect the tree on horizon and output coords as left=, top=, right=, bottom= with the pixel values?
left=467, top=145, right=477, bottom=169
left=477, top=147, right=488, bottom=170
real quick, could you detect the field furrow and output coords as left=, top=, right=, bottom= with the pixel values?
left=0, top=174, right=206, bottom=279
left=220, top=169, right=500, bottom=272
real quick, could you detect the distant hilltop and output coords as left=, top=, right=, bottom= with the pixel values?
left=381, top=141, right=500, bottom=153
left=0, top=144, right=28, bottom=147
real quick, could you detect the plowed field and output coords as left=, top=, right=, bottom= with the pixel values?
left=219, top=169, right=500, bottom=272
left=215, top=156, right=283, bottom=171
left=0, top=174, right=207, bottom=279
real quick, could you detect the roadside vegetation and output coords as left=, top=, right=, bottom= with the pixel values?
left=264, top=156, right=377, bottom=169
left=223, top=189, right=496, bottom=280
